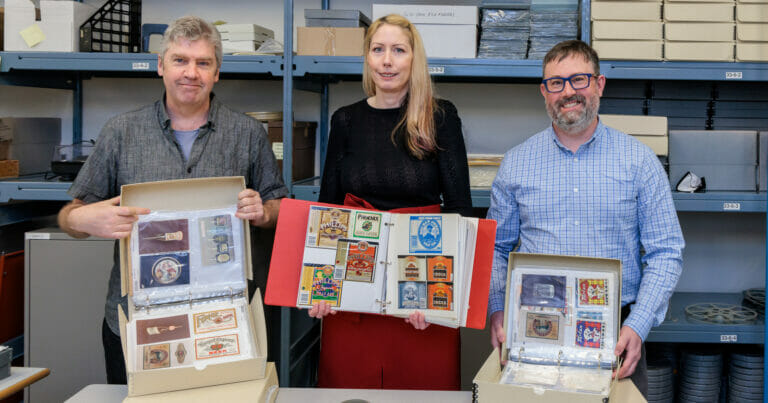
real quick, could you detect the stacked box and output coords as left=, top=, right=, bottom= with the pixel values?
left=669, top=130, right=757, bottom=191
left=736, top=2, right=768, bottom=61
left=664, top=0, right=735, bottom=61
left=372, top=4, right=478, bottom=58
left=591, top=0, right=663, bottom=60
left=528, top=0, right=579, bottom=59
left=0, top=346, right=10, bottom=381
left=297, top=27, right=364, bottom=56
left=218, top=24, right=274, bottom=54
left=304, top=9, right=370, bottom=28
left=600, top=114, right=669, bottom=156
left=478, top=8, right=531, bottom=59
left=4, top=0, right=95, bottom=52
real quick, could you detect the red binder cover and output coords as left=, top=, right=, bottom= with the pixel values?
left=265, top=198, right=497, bottom=329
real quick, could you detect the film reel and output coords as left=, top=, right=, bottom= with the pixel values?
left=684, top=303, right=757, bottom=325
left=743, top=288, right=765, bottom=307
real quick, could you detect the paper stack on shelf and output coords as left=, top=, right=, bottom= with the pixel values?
left=527, top=0, right=578, bottom=59
left=591, top=0, right=663, bottom=60
left=736, top=2, right=768, bottom=61
left=304, top=9, right=370, bottom=28
left=478, top=8, right=530, bottom=59
left=218, top=23, right=274, bottom=54
left=664, top=0, right=735, bottom=61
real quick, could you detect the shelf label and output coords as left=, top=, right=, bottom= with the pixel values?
left=25, top=233, right=50, bottom=240
left=720, top=334, right=737, bottom=343
left=429, top=66, right=445, bottom=75
left=132, top=62, right=150, bottom=70
left=725, top=71, right=743, bottom=80
left=723, top=202, right=741, bottom=211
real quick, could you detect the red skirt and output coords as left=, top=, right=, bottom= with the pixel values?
left=316, top=194, right=461, bottom=390
left=316, top=312, right=461, bottom=390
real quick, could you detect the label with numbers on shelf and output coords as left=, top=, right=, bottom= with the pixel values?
left=723, top=202, right=741, bottom=211
left=720, top=334, right=737, bottom=343
left=725, top=71, right=743, bottom=80
left=429, top=66, right=445, bottom=75
left=132, top=62, right=150, bottom=70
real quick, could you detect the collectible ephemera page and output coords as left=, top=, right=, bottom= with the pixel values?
left=297, top=206, right=392, bottom=313
left=385, top=213, right=462, bottom=325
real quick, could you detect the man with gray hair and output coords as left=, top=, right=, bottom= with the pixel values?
left=57, top=16, right=287, bottom=383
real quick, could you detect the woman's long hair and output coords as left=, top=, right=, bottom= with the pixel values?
left=362, top=14, right=439, bottom=159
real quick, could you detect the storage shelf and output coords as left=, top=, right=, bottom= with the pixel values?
left=0, top=52, right=283, bottom=75
left=0, top=177, right=72, bottom=203
left=293, top=56, right=768, bottom=81
left=647, top=292, right=764, bottom=344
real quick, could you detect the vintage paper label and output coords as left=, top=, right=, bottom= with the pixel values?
left=298, top=264, right=343, bottom=307
left=575, top=320, right=605, bottom=348
left=520, top=274, right=566, bottom=308
left=138, top=219, right=189, bottom=254
left=297, top=263, right=320, bottom=306
left=578, top=279, right=608, bottom=306
left=199, top=214, right=235, bottom=266
left=317, top=208, right=351, bottom=248
left=175, top=342, right=188, bottom=364
left=398, top=255, right=426, bottom=282
left=195, top=334, right=241, bottom=359
left=427, top=255, right=453, bottom=282
left=139, top=253, right=190, bottom=289
left=353, top=211, right=382, bottom=239
left=343, top=240, right=377, bottom=282
left=427, top=282, right=453, bottom=311
left=409, top=216, right=442, bottom=253
left=143, top=343, right=171, bottom=370
left=398, top=281, right=427, bottom=309
left=193, top=308, right=238, bottom=334
left=136, top=314, right=190, bottom=345
left=525, top=312, right=561, bottom=341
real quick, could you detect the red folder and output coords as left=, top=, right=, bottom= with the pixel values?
left=266, top=198, right=497, bottom=329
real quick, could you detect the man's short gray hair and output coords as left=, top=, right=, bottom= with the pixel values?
left=162, top=16, right=222, bottom=70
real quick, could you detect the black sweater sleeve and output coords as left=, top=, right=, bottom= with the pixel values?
left=318, top=107, right=348, bottom=205
left=436, top=100, right=473, bottom=216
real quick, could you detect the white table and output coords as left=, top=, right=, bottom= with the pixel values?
left=0, top=367, right=50, bottom=400
left=66, top=385, right=472, bottom=402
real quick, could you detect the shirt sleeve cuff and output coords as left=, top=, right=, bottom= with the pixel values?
left=622, top=309, right=654, bottom=342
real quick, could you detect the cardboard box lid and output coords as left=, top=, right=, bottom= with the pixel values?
left=599, top=114, right=668, bottom=135
left=592, top=21, right=662, bottom=40
left=118, top=288, right=269, bottom=397
left=737, top=22, right=768, bottom=41
left=664, top=41, right=735, bottom=61
left=591, top=2, right=661, bottom=21
left=372, top=4, right=479, bottom=25
left=737, top=4, right=768, bottom=21
left=501, top=253, right=622, bottom=367
left=123, top=361, right=278, bottom=403
left=665, top=22, right=735, bottom=42
left=119, top=177, right=253, bottom=298
left=665, top=3, right=735, bottom=22
left=296, top=27, right=364, bottom=57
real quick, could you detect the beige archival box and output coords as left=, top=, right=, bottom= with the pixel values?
left=664, top=41, right=735, bottom=61
left=592, top=40, right=663, bottom=60
left=664, top=3, right=735, bottom=22
left=591, top=2, right=662, bottom=21
left=737, top=4, right=768, bottom=22
left=737, top=23, right=768, bottom=40
left=592, top=21, right=663, bottom=40
left=665, top=22, right=735, bottom=42
left=118, top=177, right=271, bottom=397
left=736, top=43, right=768, bottom=61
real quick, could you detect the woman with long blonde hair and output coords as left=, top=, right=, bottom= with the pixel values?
left=311, top=14, right=471, bottom=390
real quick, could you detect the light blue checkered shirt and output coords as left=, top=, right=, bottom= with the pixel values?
left=487, top=121, right=684, bottom=341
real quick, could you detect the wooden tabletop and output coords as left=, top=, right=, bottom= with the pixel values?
left=0, top=367, right=51, bottom=400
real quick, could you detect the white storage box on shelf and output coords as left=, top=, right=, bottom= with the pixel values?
left=372, top=4, right=478, bottom=58
left=4, top=0, right=96, bottom=51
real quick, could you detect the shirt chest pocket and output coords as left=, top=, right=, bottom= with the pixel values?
left=599, top=170, right=637, bottom=228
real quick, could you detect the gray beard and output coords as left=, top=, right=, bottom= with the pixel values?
left=547, top=95, right=600, bottom=134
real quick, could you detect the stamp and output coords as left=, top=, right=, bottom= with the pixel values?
left=398, top=281, right=427, bottom=309
left=524, top=312, right=561, bottom=341
left=409, top=216, right=442, bottom=253
left=575, top=320, right=605, bottom=348
left=143, top=343, right=171, bottom=370
left=193, top=308, right=238, bottom=334
left=428, top=282, right=453, bottom=311
left=135, top=314, right=190, bottom=345
left=353, top=211, right=382, bottom=239
left=195, top=334, right=241, bottom=360
left=520, top=274, right=566, bottom=308
left=139, top=253, right=190, bottom=289
left=343, top=240, right=378, bottom=282
left=138, top=219, right=189, bottom=255
left=175, top=342, right=187, bottom=364
left=398, top=255, right=426, bottom=281
left=427, top=255, right=453, bottom=282
left=199, top=214, right=235, bottom=266
left=578, top=279, right=608, bottom=306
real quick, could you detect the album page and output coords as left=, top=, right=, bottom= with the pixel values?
left=296, top=206, right=392, bottom=313
left=129, top=207, right=245, bottom=307
left=126, top=297, right=256, bottom=372
left=385, top=213, right=463, bottom=325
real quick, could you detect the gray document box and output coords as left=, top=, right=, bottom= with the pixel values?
left=669, top=130, right=758, bottom=191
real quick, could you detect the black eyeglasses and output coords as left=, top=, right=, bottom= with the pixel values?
left=542, top=73, right=594, bottom=93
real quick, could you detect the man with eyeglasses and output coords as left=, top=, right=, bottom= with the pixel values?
left=486, top=40, right=684, bottom=397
